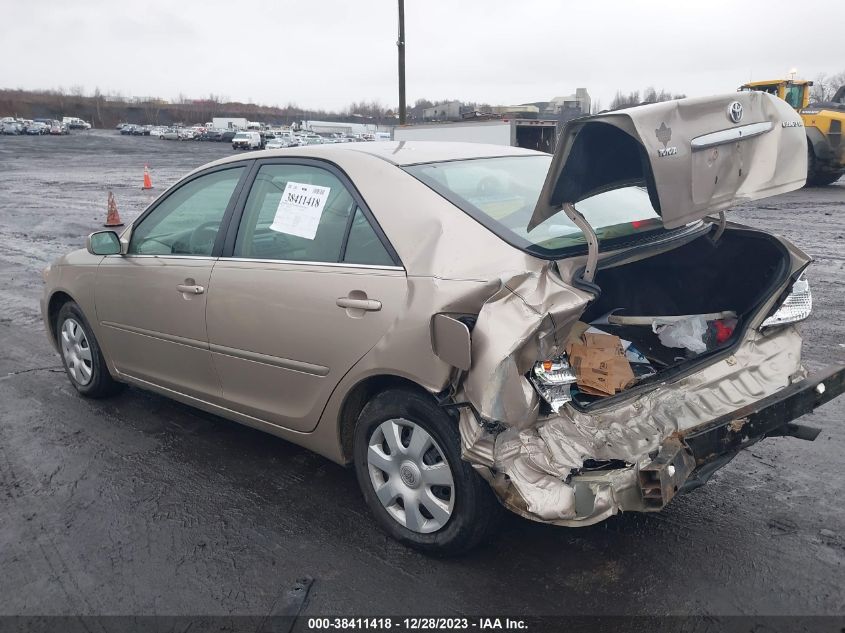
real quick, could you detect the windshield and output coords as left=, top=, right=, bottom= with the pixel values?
left=404, top=155, right=664, bottom=258
left=234, top=133, right=248, bottom=139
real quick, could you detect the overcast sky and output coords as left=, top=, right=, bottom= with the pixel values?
left=2, top=0, right=844, bottom=111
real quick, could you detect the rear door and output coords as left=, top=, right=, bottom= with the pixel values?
left=531, top=91, right=807, bottom=231
left=206, top=160, right=406, bottom=432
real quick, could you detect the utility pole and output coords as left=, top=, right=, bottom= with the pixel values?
left=397, top=0, right=406, bottom=125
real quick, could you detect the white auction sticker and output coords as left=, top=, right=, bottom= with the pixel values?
left=269, top=182, right=330, bottom=240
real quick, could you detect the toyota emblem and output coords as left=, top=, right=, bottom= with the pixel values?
left=728, top=101, right=744, bottom=123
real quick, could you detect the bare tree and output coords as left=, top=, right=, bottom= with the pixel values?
left=53, top=86, right=67, bottom=115
left=811, top=71, right=845, bottom=102
left=610, top=87, right=686, bottom=110
left=610, top=90, right=639, bottom=109
left=142, top=99, right=163, bottom=124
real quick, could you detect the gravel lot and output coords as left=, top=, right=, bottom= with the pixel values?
left=0, top=131, right=843, bottom=624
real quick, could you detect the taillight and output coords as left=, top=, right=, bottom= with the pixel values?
left=530, top=355, right=577, bottom=412
left=761, top=275, right=812, bottom=329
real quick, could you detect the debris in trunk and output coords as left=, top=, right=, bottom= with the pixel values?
left=653, top=315, right=710, bottom=353
left=710, top=318, right=738, bottom=345
left=566, top=332, right=635, bottom=397
left=603, top=311, right=739, bottom=356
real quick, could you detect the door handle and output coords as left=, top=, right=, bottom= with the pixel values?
left=336, top=297, right=381, bottom=311
left=176, top=284, right=205, bottom=295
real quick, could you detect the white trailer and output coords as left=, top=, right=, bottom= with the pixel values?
left=212, top=117, right=248, bottom=131
left=393, top=118, right=559, bottom=152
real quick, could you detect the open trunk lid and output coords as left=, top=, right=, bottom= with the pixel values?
left=530, top=92, right=807, bottom=231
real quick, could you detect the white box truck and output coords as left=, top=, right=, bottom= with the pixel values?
left=213, top=117, right=248, bottom=131
left=392, top=118, right=559, bottom=152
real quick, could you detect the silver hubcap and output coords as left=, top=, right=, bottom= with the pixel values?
left=60, top=318, right=93, bottom=386
left=367, top=418, right=455, bottom=534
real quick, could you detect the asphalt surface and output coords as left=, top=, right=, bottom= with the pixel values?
left=0, top=131, right=843, bottom=622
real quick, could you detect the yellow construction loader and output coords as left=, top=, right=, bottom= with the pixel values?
left=739, top=79, right=844, bottom=185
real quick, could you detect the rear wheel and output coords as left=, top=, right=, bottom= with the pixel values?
left=56, top=302, right=123, bottom=398
left=353, top=388, right=502, bottom=555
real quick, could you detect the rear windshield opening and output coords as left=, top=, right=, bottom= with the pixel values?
left=404, top=155, right=665, bottom=259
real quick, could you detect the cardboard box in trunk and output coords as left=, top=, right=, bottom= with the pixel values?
left=566, top=332, right=635, bottom=397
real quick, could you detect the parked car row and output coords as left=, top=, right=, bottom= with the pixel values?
left=1, top=117, right=71, bottom=135
left=115, top=121, right=379, bottom=151
left=231, top=131, right=365, bottom=150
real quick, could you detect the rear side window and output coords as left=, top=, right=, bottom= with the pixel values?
left=235, top=164, right=353, bottom=262
left=343, top=207, right=394, bottom=266
left=235, top=164, right=394, bottom=265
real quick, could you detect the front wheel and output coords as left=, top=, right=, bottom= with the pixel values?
left=56, top=302, right=124, bottom=398
left=353, top=388, right=502, bottom=555
left=805, top=146, right=843, bottom=186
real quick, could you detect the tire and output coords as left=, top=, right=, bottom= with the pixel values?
left=805, top=146, right=843, bottom=186
left=811, top=172, right=843, bottom=187
left=816, top=173, right=842, bottom=187
left=353, top=388, right=502, bottom=555
left=56, top=301, right=124, bottom=399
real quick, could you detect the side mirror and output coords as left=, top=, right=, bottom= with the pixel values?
left=86, top=230, right=122, bottom=255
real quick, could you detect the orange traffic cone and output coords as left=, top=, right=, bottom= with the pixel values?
left=104, top=191, right=124, bottom=227
left=142, top=164, right=153, bottom=189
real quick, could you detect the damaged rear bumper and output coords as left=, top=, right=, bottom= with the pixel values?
left=479, top=364, right=845, bottom=526
left=677, top=364, right=845, bottom=493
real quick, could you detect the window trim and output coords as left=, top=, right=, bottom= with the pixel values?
left=224, top=257, right=404, bottom=271
left=127, top=161, right=254, bottom=258
left=221, top=157, right=403, bottom=268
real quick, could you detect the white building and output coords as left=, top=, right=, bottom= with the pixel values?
left=422, top=101, right=463, bottom=121
left=545, top=88, right=591, bottom=116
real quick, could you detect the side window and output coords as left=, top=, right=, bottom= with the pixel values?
left=343, top=207, right=394, bottom=266
left=234, top=164, right=355, bottom=263
left=129, top=167, right=244, bottom=256
left=784, top=85, right=803, bottom=109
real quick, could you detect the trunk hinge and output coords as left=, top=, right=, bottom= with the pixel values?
left=710, top=211, right=726, bottom=242
left=563, top=202, right=598, bottom=283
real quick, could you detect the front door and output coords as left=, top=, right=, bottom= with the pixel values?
left=96, top=165, right=247, bottom=400
left=206, top=162, right=406, bottom=432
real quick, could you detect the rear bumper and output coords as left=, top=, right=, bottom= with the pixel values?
left=636, top=365, right=845, bottom=508
left=495, top=364, right=845, bottom=525
left=683, top=365, right=844, bottom=464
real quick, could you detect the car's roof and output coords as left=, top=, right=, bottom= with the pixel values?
left=196, top=140, right=544, bottom=173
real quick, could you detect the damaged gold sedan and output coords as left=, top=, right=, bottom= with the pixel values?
left=42, top=91, right=845, bottom=553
